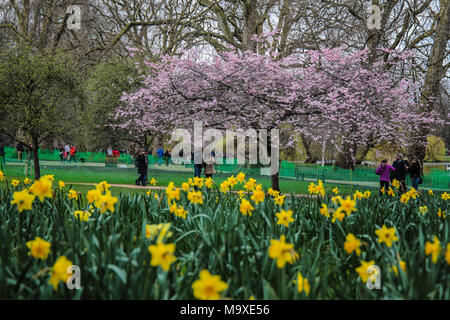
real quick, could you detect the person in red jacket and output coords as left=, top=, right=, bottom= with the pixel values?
left=69, top=145, right=77, bottom=163
left=112, top=148, right=120, bottom=158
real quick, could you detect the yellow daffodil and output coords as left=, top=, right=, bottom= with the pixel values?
left=227, top=176, right=237, bottom=188
left=274, top=195, right=285, bottom=206
left=268, top=235, right=299, bottom=268
left=392, top=260, right=406, bottom=276
left=95, top=181, right=111, bottom=193
left=400, top=193, right=410, bottom=204
left=146, top=223, right=172, bottom=242
left=87, top=188, right=101, bottom=203
left=68, top=189, right=78, bottom=200
left=150, top=178, right=157, bottom=186
left=294, top=272, right=310, bottom=296
left=181, top=182, right=190, bottom=192
left=353, top=190, right=364, bottom=200
left=428, top=189, right=433, bottom=195
left=94, top=191, right=118, bottom=213
left=58, top=181, right=65, bottom=189
left=419, top=206, right=427, bottom=215
left=251, top=189, right=265, bottom=205
left=236, top=172, right=245, bottom=183
left=24, top=177, right=32, bottom=185
left=192, top=270, right=228, bottom=300
left=73, top=210, right=91, bottom=221
left=240, top=198, right=254, bottom=216
left=387, top=187, right=395, bottom=197
left=220, top=181, right=230, bottom=193
left=204, top=177, right=214, bottom=189
left=193, top=177, right=204, bottom=188
left=276, top=209, right=294, bottom=227
left=187, top=190, right=203, bottom=205
left=437, top=208, right=446, bottom=219
left=319, top=203, right=330, bottom=218
left=391, top=179, right=400, bottom=189
left=363, top=190, right=371, bottom=198
left=10, top=189, right=35, bottom=213
left=331, top=195, right=341, bottom=205
left=29, top=177, right=53, bottom=202
left=355, top=260, right=376, bottom=283
left=11, top=179, right=20, bottom=187
left=375, top=225, right=398, bottom=247
left=331, top=207, right=346, bottom=223
left=26, top=237, right=51, bottom=260
left=148, top=242, right=176, bottom=271
left=332, top=187, right=339, bottom=194
left=425, top=236, right=441, bottom=263
left=244, top=178, right=256, bottom=191
left=338, top=196, right=356, bottom=216
left=49, top=256, right=73, bottom=290
left=344, top=233, right=361, bottom=256
left=442, top=192, right=450, bottom=201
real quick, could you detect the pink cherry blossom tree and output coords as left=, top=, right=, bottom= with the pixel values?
left=115, top=46, right=439, bottom=190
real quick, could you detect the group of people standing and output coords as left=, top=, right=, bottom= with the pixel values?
left=156, top=147, right=172, bottom=166
left=376, top=153, right=423, bottom=193
left=59, top=144, right=77, bottom=163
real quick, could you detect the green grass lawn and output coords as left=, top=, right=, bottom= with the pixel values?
left=1, top=164, right=370, bottom=195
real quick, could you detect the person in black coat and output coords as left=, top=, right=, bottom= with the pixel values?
left=135, top=149, right=149, bottom=186
left=0, top=144, right=5, bottom=169
left=409, top=156, right=422, bottom=190
left=391, top=153, right=409, bottom=194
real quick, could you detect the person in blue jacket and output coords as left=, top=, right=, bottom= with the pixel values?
left=157, top=147, right=164, bottom=166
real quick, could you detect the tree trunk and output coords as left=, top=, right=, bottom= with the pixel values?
left=356, top=145, right=372, bottom=164
left=300, top=134, right=317, bottom=163
left=271, top=171, right=280, bottom=191
left=265, top=131, right=281, bottom=191
left=32, top=135, right=41, bottom=179
left=412, top=0, right=450, bottom=162
left=336, top=144, right=355, bottom=169
left=242, top=0, right=258, bottom=52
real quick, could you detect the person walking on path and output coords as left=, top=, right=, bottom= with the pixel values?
left=409, top=156, right=422, bottom=190
left=58, top=145, right=65, bottom=164
left=376, top=159, right=395, bottom=194
left=70, top=145, right=77, bottom=163
left=135, top=149, right=149, bottom=186
left=164, top=149, right=171, bottom=166
left=157, top=147, right=164, bottom=166
left=391, top=153, right=409, bottom=194
left=0, top=144, right=5, bottom=170
left=64, top=144, right=71, bottom=162
left=204, top=157, right=215, bottom=179
left=16, top=142, right=24, bottom=161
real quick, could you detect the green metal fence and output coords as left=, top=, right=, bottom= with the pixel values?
left=3, top=146, right=449, bottom=190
